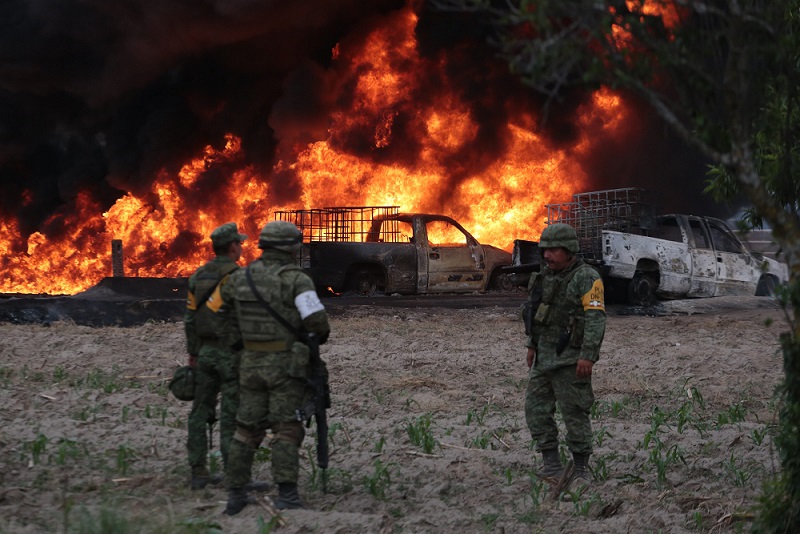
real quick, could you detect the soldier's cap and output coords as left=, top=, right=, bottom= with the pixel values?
left=210, top=222, right=247, bottom=247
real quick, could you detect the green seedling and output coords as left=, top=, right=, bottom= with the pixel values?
left=407, top=413, right=437, bottom=454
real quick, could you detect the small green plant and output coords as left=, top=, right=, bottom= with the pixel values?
left=503, top=467, right=513, bottom=485
left=726, top=452, right=753, bottom=487
left=593, top=426, right=612, bottom=447
left=591, top=455, right=609, bottom=482
left=466, top=405, right=489, bottom=426
left=373, top=436, right=386, bottom=453
left=691, top=510, right=705, bottom=530
left=469, top=430, right=492, bottom=450
left=406, top=413, right=437, bottom=454
left=363, top=459, right=392, bottom=500
left=253, top=447, right=272, bottom=464
left=53, top=366, right=68, bottom=382
left=25, top=432, right=49, bottom=465
left=121, top=406, right=130, bottom=423
left=115, top=444, right=137, bottom=476
left=480, top=512, right=499, bottom=530
left=53, top=439, right=84, bottom=466
left=750, top=426, right=769, bottom=446
left=257, top=515, right=282, bottom=533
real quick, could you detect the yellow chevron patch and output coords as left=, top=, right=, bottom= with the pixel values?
left=582, top=279, right=605, bottom=311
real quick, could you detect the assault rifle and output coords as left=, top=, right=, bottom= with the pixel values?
left=295, top=333, right=330, bottom=492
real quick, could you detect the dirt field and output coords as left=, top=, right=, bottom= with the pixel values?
left=0, top=296, right=789, bottom=533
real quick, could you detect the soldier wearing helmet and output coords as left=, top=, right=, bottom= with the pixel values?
left=524, top=223, right=606, bottom=492
left=183, top=222, right=247, bottom=490
left=207, top=220, right=331, bottom=514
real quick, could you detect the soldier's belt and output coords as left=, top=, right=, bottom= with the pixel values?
left=243, top=340, right=289, bottom=352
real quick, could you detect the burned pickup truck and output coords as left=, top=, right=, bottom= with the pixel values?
left=274, top=206, right=513, bottom=295
left=510, top=188, right=789, bottom=305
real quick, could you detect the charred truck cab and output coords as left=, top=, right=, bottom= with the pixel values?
left=507, top=188, right=788, bottom=306
left=274, top=206, right=513, bottom=296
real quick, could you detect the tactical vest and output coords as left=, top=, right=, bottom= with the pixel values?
left=193, top=261, right=239, bottom=338
left=233, top=260, right=303, bottom=343
left=531, top=260, right=593, bottom=344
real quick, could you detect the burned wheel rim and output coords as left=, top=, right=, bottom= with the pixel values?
left=351, top=270, right=379, bottom=296
left=627, top=274, right=656, bottom=306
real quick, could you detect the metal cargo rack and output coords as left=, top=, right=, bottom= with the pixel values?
left=546, top=188, right=659, bottom=261
left=273, top=206, right=402, bottom=243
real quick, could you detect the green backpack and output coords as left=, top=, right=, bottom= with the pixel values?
left=168, top=366, right=196, bottom=401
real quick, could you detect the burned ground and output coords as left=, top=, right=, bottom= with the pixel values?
left=0, top=295, right=788, bottom=533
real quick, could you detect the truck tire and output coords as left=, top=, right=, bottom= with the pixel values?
left=349, top=269, right=381, bottom=296
left=490, top=271, right=514, bottom=291
left=627, top=274, right=656, bottom=306
left=755, top=275, right=777, bottom=297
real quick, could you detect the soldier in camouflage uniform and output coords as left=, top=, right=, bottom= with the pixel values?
left=184, top=222, right=246, bottom=490
left=524, top=223, right=606, bottom=490
left=208, top=220, right=330, bottom=515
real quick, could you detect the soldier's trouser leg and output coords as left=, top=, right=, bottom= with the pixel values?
left=218, top=355, right=239, bottom=468
left=226, top=425, right=266, bottom=489
left=271, top=421, right=305, bottom=484
left=267, top=371, right=307, bottom=485
left=525, top=366, right=559, bottom=452
left=227, top=363, right=270, bottom=489
left=551, top=364, right=595, bottom=456
left=188, top=356, right=221, bottom=472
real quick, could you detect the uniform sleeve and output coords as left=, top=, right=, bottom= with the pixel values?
left=184, top=275, right=201, bottom=356
left=577, top=271, right=606, bottom=362
left=293, top=272, right=331, bottom=344
left=525, top=272, right=542, bottom=349
left=207, top=272, right=242, bottom=352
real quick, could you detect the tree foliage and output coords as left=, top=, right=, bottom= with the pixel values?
left=431, top=0, right=800, bottom=530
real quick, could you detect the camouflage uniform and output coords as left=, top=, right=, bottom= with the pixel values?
left=184, top=223, right=245, bottom=487
left=524, top=223, right=606, bottom=483
left=211, top=220, right=330, bottom=515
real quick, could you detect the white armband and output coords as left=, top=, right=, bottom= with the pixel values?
left=295, top=290, right=325, bottom=319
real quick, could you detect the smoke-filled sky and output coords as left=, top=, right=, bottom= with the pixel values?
left=0, top=0, right=721, bottom=244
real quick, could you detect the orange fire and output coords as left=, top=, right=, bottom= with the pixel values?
left=1, top=4, right=636, bottom=295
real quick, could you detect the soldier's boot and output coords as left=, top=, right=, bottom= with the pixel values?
left=190, top=465, right=220, bottom=490
left=536, top=449, right=564, bottom=481
left=223, top=487, right=249, bottom=516
left=571, top=453, right=592, bottom=493
left=274, top=483, right=306, bottom=510
left=245, top=479, right=272, bottom=492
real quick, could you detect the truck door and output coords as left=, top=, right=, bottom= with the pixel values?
left=706, top=218, right=756, bottom=295
left=686, top=216, right=717, bottom=297
left=423, top=219, right=485, bottom=292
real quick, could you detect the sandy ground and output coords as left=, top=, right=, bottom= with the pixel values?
left=0, top=296, right=790, bottom=533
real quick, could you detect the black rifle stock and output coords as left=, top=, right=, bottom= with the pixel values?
left=304, top=333, right=329, bottom=492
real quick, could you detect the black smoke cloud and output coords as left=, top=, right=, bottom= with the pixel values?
left=0, top=0, right=405, bottom=239
left=0, top=0, right=723, bottom=246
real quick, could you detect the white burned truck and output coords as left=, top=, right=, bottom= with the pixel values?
left=274, top=206, right=513, bottom=296
left=509, top=188, right=788, bottom=305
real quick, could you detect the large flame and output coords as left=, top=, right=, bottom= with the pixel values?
left=1, top=4, right=637, bottom=295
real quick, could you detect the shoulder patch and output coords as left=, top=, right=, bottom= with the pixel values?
left=206, top=284, right=224, bottom=313
left=582, top=278, right=605, bottom=312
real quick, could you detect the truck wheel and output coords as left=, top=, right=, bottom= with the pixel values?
left=755, top=275, right=777, bottom=297
left=491, top=272, right=514, bottom=291
left=627, top=274, right=656, bottom=306
left=350, top=270, right=380, bottom=296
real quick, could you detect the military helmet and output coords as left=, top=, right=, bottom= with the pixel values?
left=539, top=223, right=579, bottom=254
left=168, top=366, right=195, bottom=401
left=259, top=220, right=303, bottom=252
